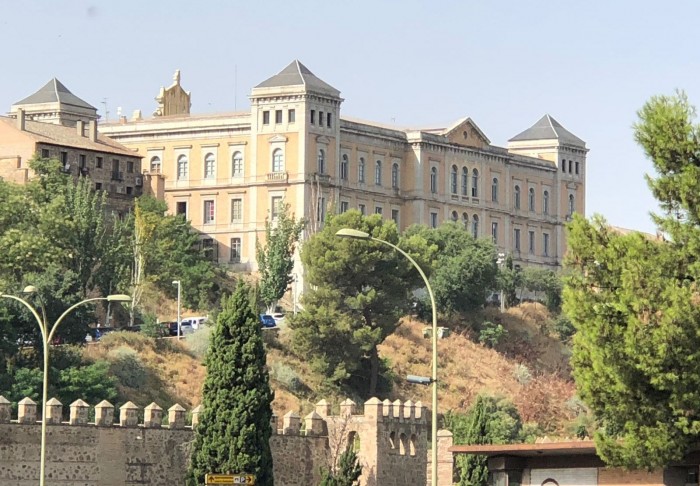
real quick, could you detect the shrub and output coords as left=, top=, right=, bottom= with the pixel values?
left=186, top=326, right=212, bottom=360
left=108, top=346, right=147, bottom=388
left=140, top=313, right=165, bottom=338
left=553, top=315, right=575, bottom=342
left=513, top=364, right=532, bottom=385
left=478, top=321, right=507, bottom=348
left=269, top=362, right=303, bottom=392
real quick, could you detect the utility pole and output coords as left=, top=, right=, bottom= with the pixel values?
left=173, top=280, right=181, bottom=339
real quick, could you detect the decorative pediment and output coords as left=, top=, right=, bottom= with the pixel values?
left=441, top=117, right=490, bottom=149
left=316, top=135, right=331, bottom=145
left=268, top=134, right=288, bottom=143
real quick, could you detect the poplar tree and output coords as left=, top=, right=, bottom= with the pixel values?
left=565, top=91, right=700, bottom=468
left=187, top=283, right=274, bottom=485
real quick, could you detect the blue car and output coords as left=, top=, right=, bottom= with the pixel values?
left=259, top=314, right=277, bottom=328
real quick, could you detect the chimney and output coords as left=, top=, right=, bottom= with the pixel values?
left=17, top=109, right=25, bottom=131
left=88, top=120, right=97, bottom=142
left=76, top=120, right=85, bottom=137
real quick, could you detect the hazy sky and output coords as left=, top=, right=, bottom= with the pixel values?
left=2, top=1, right=697, bottom=233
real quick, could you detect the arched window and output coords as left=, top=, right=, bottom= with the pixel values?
left=491, top=177, right=499, bottom=202
left=391, top=163, right=399, bottom=189
left=177, top=154, right=188, bottom=180
left=461, top=167, right=468, bottom=196
left=569, top=194, right=575, bottom=216
left=347, top=431, right=360, bottom=452
left=318, top=149, right=325, bottom=174
left=204, top=153, right=215, bottom=179
left=359, top=157, right=365, bottom=183
left=528, top=187, right=535, bottom=211
left=409, top=434, right=417, bottom=456
left=451, top=210, right=458, bottom=222
left=543, top=190, right=549, bottom=214
left=389, top=431, right=396, bottom=449
left=514, top=185, right=521, bottom=209
left=561, top=159, right=566, bottom=172
left=450, top=165, right=458, bottom=194
left=272, top=149, right=284, bottom=172
left=542, top=480, right=560, bottom=486
left=341, top=154, right=349, bottom=180
left=471, top=169, right=479, bottom=197
left=472, top=214, right=479, bottom=238
left=232, top=151, right=243, bottom=177
left=462, top=212, right=469, bottom=228
left=430, top=167, right=438, bottom=194
left=375, top=160, right=382, bottom=185
left=399, top=433, right=408, bottom=455
left=150, top=156, right=161, bottom=174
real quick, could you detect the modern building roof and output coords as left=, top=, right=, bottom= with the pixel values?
left=509, top=114, right=585, bottom=146
left=13, top=78, right=97, bottom=110
left=254, top=60, right=340, bottom=97
left=0, top=116, right=138, bottom=157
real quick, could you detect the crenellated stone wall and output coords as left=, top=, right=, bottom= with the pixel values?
left=0, top=396, right=432, bottom=486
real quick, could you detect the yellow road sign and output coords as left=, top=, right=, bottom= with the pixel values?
left=205, top=474, right=256, bottom=485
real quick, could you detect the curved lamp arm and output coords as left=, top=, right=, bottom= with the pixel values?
left=48, top=297, right=108, bottom=344
left=0, top=294, right=46, bottom=342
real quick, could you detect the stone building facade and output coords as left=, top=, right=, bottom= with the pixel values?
left=0, top=396, right=430, bottom=486
left=100, top=61, right=587, bottom=278
left=0, top=79, right=143, bottom=215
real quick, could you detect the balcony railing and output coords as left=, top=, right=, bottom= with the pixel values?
left=267, top=172, right=288, bottom=183
left=313, top=173, right=331, bottom=184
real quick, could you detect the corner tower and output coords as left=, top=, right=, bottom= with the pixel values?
left=10, top=78, right=98, bottom=127
left=249, top=60, right=343, bottom=233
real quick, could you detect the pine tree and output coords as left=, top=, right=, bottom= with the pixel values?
left=319, top=448, right=362, bottom=486
left=187, top=283, right=274, bottom=485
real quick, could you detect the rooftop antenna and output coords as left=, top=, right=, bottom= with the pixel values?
left=101, top=98, right=109, bottom=122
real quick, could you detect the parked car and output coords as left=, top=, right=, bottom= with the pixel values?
left=183, top=316, right=207, bottom=330
left=259, top=314, right=277, bottom=328
left=271, top=312, right=286, bottom=325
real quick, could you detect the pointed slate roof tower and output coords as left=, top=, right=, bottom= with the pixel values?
left=10, top=78, right=98, bottom=127
left=509, top=114, right=585, bottom=147
left=253, top=60, right=340, bottom=98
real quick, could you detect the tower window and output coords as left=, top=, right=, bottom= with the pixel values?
left=491, top=177, right=499, bottom=203
left=575, top=161, right=580, bottom=175
left=430, top=167, right=438, bottom=194
left=514, top=185, right=521, bottom=209
left=327, top=112, right=332, bottom=128
left=275, top=110, right=283, bottom=124
left=288, top=109, right=296, bottom=123
left=263, top=111, right=270, bottom=125
left=310, top=110, right=315, bottom=124
left=471, top=169, right=479, bottom=197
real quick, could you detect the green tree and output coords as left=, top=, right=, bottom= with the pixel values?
left=320, top=448, right=362, bottom=486
left=564, top=91, right=700, bottom=468
left=256, top=203, right=304, bottom=313
left=445, top=395, right=522, bottom=486
left=187, top=283, right=274, bottom=486
left=290, top=211, right=411, bottom=396
left=497, top=255, right=521, bottom=308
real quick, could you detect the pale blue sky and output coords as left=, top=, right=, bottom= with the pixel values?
left=2, top=0, right=698, bottom=233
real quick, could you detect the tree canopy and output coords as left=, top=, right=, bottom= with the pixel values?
left=564, top=91, right=700, bottom=468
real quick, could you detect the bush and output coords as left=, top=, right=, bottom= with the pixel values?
left=513, top=364, right=532, bottom=385
left=269, top=362, right=303, bottom=392
left=140, top=313, right=165, bottom=338
left=553, top=315, right=575, bottom=342
left=478, top=321, right=507, bottom=348
left=186, top=326, right=212, bottom=360
left=108, top=346, right=147, bottom=388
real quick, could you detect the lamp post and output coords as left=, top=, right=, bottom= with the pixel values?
left=172, top=280, right=181, bottom=339
left=335, top=228, right=439, bottom=486
left=496, top=252, right=506, bottom=313
left=0, top=287, right=131, bottom=486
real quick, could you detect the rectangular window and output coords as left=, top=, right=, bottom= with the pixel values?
left=319, top=112, right=324, bottom=126
left=317, top=197, right=326, bottom=222
left=126, top=186, right=133, bottom=195
left=529, top=231, right=535, bottom=254
left=202, top=238, right=216, bottom=261
left=327, top=112, right=332, bottom=128
left=375, top=206, right=383, bottom=215
left=391, top=209, right=399, bottom=224
left=430, top=212, right=438, bottom=228
left=176, top=201, right=187, bottom=216
left=126, top=161, right=134, bottom=173
left=96, top=156, right=103, bottom=168
left=262, top=111, right=270, bottom=125
left=275, top=110, right=283, bottom=124
left=41, top=148, right=50, bottom=159
left=271, top=196, right=283, bottom=220
left=60, top=151, right=68, bottom=166
left=568, top=160, right=573, bottom=173
left=95, top=182, right=102, bottom=191
left=288, top=109, right=296, bottom=123
left=358, top=204, right=366, bottom=215
left=491, top=222, right=498, bottom=244
left=230, top=238, right=242, bottom=263
left=79, top=154, right=87, bottom=168
left=310, top=110, right=316, bottom=124
left=543, top=233, right=550, bottom=257
left=575, top=161, right=580, bottom=175
left=204, top=200, right=215, bottom=224
left=231, top=198, right=243, bottom=222
left=514, top=228, right=521, bottom=252
left=340, top=201, right=349, bottom=213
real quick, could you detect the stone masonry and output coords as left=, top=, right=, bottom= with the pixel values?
left=0, top=396, right=436, bottom=486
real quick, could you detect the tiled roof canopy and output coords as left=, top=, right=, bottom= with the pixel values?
left=509, top=114, right=585, bottom=146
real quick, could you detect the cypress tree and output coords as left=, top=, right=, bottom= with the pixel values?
left=187, top=283, right=274, bottom=485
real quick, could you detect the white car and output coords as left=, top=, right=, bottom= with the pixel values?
left=183, top=316, right=207, bottom=330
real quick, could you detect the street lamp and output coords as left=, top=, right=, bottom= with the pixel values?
left=496, top=252, right=506, bottom=313
left=0, top=288, right=131, bottom=486
left=172, top=280, right=181, bottom=339
left=335, top=228, right=439, bottom=486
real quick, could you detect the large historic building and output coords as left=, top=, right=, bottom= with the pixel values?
left=0, top=79, right=143, bottom=214
left=100, top=61, right=587, bottom=271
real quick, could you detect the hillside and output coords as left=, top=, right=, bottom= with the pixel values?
left=83, top=303, right=579, bottom=433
